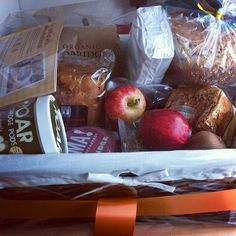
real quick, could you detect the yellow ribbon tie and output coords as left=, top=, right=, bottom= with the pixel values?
left=215, top=10, right=223, bottom=20
left=197, top=3, right=223, bottom=20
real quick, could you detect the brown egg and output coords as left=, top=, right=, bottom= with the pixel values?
left=184, top=131, right=226, bottom=150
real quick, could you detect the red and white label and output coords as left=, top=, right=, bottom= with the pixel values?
left=66, top=127, right=116, bottom=153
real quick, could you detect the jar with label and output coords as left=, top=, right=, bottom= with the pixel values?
left=0, top=95, right=68, bottom=154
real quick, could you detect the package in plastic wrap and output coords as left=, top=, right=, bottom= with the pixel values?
left=127, top=6, right=174, bottom=85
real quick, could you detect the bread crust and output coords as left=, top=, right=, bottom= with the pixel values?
left=165, top=86, right=233, bottom=136
left=170, top=17, right=236, bottom=86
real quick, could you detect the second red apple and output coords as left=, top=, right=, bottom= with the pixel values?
left=139, top=109, right=192, bottom=150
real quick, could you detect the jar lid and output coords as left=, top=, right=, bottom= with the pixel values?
left=35, top=95, right=68, bottom=153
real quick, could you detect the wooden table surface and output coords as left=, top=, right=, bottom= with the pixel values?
left=1, top=223, right=236, bottom=236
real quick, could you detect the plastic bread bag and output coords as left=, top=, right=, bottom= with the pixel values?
left=165, top=0, right=236, bottom=88
left=56, top=49, right=115, bottom=127
left=2, top=150, right=236, bottom=228
left=127, top=6, right=174, bottom=85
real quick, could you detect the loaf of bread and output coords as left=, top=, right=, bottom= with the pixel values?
left=165, top=86, right=233, bottom=136
left=169, top=16, right=236, bottom=87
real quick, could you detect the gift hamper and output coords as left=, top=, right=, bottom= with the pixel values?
left=0, top=0, right=236, bottom=235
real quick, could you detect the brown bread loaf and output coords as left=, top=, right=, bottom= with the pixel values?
left=165, top=86, right=233, bottom=136
left=169, top=16, right=236, bottom=87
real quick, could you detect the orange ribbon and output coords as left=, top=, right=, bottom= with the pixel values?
left=94, top=198, right=137, bottom=236
left=137, top=189, right=236, bottom=216
left=0, top=199, right=97, bottom=219
left=2, top=189, right=236, bottom=219
left=2, top=189, right=236, bottom=236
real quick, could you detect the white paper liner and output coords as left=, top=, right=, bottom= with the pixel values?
left=1, top=149, right=236, bottom=192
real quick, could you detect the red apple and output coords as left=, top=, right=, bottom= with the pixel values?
left=139, top=109, right=191, bottom=150
left=104, top=84, right=146, bottom=122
